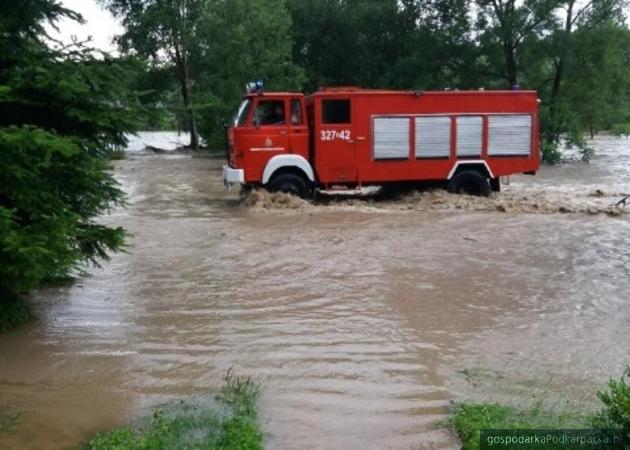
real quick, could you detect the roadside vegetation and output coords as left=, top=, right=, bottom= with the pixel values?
left=86, top=371, right=263, bottom=450
left=100, top=0, right=630, bottom=159
left=450, top=365, right=630, bottom=449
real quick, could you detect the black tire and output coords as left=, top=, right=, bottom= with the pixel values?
left=267, top=173, right=311, bottom=198
left=490, top=177, right=501, bottom=192
left=447, top=170, right=490, bottom=197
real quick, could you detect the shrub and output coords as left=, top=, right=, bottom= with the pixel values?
left=593, top=365, right=630, bottom=430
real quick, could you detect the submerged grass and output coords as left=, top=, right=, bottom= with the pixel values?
left=450, top=366, right=630, bottom=450
left=85, top=370, right=263, bottom=450
left=0, top=408, right=22, bottom=434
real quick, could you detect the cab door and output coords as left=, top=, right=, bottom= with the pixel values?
left=314, top=97, right=357, bottom=184
left=288, top=97, right=309, bottom=160
left=240, top=98, right=291, bottom=182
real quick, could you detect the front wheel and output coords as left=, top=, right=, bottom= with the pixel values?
left=267, top=173, right=311, bottom=199
left=490, top=177, right=500, bottom=192
left=447, top=170, right=490, bottom=197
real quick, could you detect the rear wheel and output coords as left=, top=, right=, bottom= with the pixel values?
left=447, top=170, right=490, bottom=197
left=267, top=173, right=311, bottom=199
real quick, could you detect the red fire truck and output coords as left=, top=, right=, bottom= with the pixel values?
left=223, top=83, right=540, bottom=198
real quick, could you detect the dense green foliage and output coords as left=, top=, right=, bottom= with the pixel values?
left=594, top=365, right=630, bottom=430
left=86, top=373, right=262, bottom=450
left=451, top=365, right=630, bottom=449
left=99, top=0, right=209, bottom=149
left=104, top=0, right=630, bottom=160
left=100, top=0, right=302, bottom=149
left=194, top=0, right=304, bottom=148
left=0, top=1, right=138, bottom=324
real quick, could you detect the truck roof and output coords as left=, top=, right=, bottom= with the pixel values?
left=245, top=92, right=304, bottom=98
left=310, top=88, right=537, bottom=97
left=245, top=89, right=537, bottom=99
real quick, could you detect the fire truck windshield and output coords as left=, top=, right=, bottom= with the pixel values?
left=233, top=99, right=252, bottom=127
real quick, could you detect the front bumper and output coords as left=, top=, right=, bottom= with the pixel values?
left=222, top=165, right=245, bottom=187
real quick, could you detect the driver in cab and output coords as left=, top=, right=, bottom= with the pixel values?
left=258, top=102, right=285, bottom=126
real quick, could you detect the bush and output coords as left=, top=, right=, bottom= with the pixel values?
left=541, top=139, right=562, bottom=164
left=450, top=403, right=513, bottom=450
left=610, top=123, right=630, bottom=136
left=85, top=372, right=263, bottom=450
left=0, top=290, right=33, bottom=332
left=593, top=366, right=630, bottom=430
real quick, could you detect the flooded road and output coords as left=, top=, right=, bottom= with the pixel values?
left=1, top=136, right=630, bottom=449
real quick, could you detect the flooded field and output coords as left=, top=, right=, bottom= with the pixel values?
left=1, top=135, right=630, bottom=449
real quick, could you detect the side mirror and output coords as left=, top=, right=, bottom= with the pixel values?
left=254, top=116, right=261, bottom=129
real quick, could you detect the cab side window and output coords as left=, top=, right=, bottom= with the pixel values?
left=290, top=99, right=303, bottom=125
left=255, top=100, right=285, bottom=126
left=322, top=99, right=351, bottom=124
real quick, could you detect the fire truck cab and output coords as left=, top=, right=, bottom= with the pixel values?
left=223, top=83, right=540, bottom=198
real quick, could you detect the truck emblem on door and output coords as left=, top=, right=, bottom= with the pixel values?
left=265, top=137, right=273, bottom=147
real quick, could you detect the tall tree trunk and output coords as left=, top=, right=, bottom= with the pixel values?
left=494, top=0, right=519, bottom=87
left=504, top=39, right=518, bottom=87
left=547, top=0, right=574, bottom=143
left=175, top=44, right=200, bottom=150
left=180, top=78, right=199, bottom=149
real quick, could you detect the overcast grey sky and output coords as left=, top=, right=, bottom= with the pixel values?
left=52, top=0, right=121, bottom=52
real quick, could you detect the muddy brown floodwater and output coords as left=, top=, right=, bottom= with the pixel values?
left=1, top=136, right=630, bottom=449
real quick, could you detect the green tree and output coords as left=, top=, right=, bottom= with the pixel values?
left=288, top=0, right=416, bottom=90
left=0, top=0, right=138, bottom=324
left=102, top=0, right=303, bottom=149
left=565, top=23, right=630, bottom=138
left=195, top=0, right=304, bottom=147
left=542, top=0, right=628, bottom=145
left=390, top=0, right=480, bottom=89
left=475, top=0, right=561, bottom=87
left=101, top=0, right=207, bottom=149
left=124, top=58, right=187, bottom=131
left=469, top=0, right=630, bottom=161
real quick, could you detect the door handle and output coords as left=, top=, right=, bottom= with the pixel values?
left=279, top=130, right=288, bottom=135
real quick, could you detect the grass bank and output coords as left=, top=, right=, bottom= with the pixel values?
left=450, top=366, right=630, bottom=449
left=85, top=371, right=263, bottom=450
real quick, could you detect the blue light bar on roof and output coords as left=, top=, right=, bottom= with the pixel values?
left=246, top=80, right=264, bottom=94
